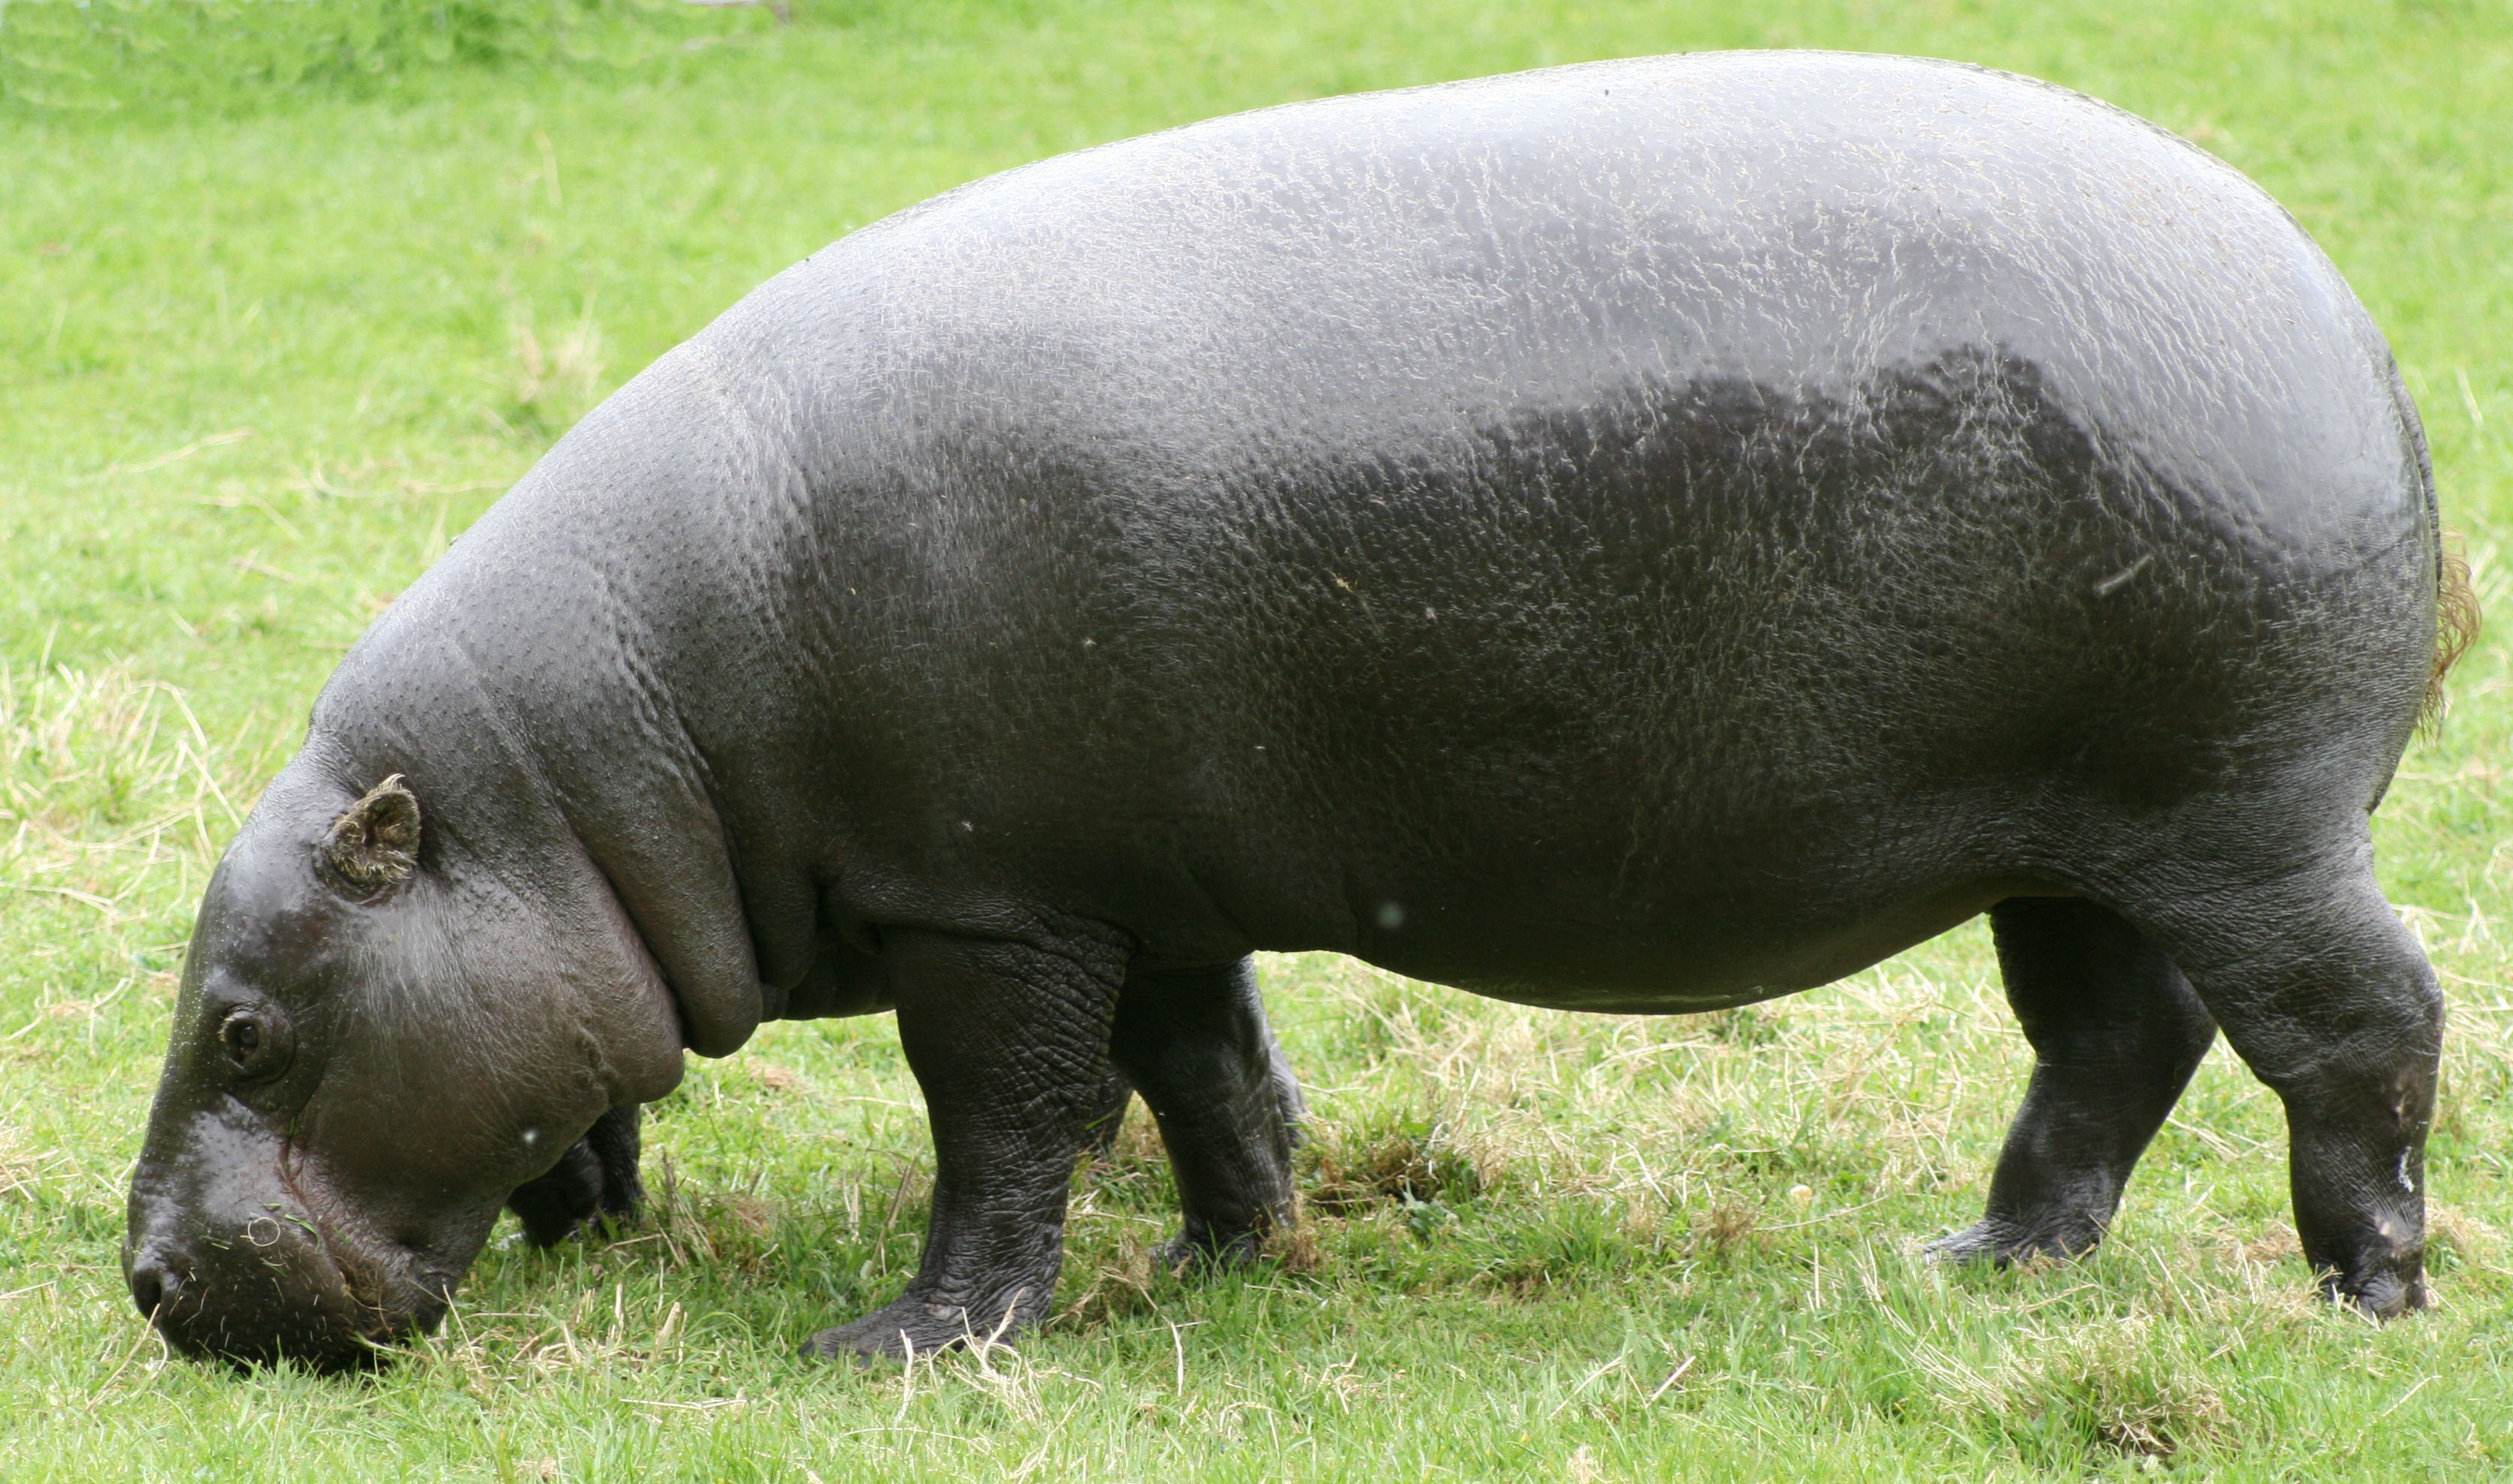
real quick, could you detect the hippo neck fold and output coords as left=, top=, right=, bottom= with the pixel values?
left=313, top=355, right=804, bottom=1057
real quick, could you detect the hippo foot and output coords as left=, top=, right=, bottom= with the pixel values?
left=1155, top=1227, right=1268, bottom=1275
left=801, top=1292, right=1036, bottom=1365
left=506, top=1106, right=644, bottom=1248
left=2319, top=1261, right=2429, bottom=1320
left=1922, top=1216, right=2101, bottom=1268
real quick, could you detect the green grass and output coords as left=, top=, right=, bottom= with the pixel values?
left=5, top=1, right=2512, bottom=1477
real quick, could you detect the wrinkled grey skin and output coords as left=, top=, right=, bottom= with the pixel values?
left=127, top=51, right=2449, bottom=1371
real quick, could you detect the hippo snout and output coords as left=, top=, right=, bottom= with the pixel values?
left=122, top=1192, right=427, bottom=1372
left=124, top=1240, right=184, bottom=1323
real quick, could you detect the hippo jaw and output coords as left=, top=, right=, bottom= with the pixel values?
left=122, top=1117, right=493, bottom=1372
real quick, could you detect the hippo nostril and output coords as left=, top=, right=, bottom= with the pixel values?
left=128, top=1261, right=181, bottom=1322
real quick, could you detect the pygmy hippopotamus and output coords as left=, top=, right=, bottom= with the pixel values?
left=125, top=49, right=2467, bottom=1370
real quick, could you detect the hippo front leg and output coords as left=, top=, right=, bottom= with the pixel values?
left=506, top=1104, right=646, bottom=1247
left=803, top=922, right=1129, bottom=1363
left=1108, top=957, right=1303, bottom=1269
left=1080, top=1064, right=1136, bottom=1163
left=1928, top=899, right=2215, bottom=1264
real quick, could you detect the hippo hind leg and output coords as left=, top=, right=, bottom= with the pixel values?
left=1928, top=899, right=2215, bottom=1267
left=803, top=922, right=1130, bottom=1363
left=1107, top=956, right=1302, bottom=1270
left=506, top=1104, right=645, bottom=1247
left=2119, top=855, right=2441, bottom=1316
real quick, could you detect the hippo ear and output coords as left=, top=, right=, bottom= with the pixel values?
left=320, top=774, right=422, bottom=894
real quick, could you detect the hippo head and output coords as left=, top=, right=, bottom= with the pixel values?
left=124, top=755, right=686, bottom=1370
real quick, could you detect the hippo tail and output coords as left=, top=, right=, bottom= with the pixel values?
left=2428, top=534, right=2481, bottom=735
left=2395, top=355, right=2482, bottom=735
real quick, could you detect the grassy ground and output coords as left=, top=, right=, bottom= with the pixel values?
left=4, top=1, right=2512, bottom=1477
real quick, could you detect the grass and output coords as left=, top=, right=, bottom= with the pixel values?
left=4, top=0, right=2513, bottom=1477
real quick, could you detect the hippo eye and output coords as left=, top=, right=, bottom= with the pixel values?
left=219, top=1007, right=292, bottom=1079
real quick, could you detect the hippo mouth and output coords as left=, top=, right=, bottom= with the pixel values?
left=127, top=1186, right=472, bottom=1373
left=140, top=1238, right=460, bottom=1372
